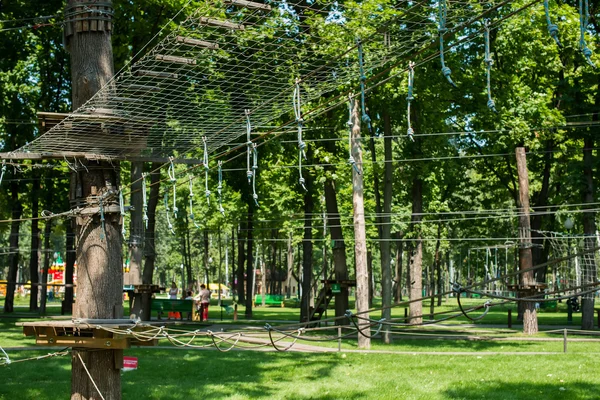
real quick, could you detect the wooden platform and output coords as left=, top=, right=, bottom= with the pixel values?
left=18, top=319, right=161, bottom=350
left=320, top=279, right=356, bottom=287
left=506, top=283, right=548, bottom=292
left=123, top=284, right=164, bottom=294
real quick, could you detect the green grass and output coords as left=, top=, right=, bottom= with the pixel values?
left=2, top=349, right=599, bottom=399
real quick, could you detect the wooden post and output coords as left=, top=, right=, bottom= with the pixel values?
left=515, top=147, right=538, bottom=335
left=351, top=98, right=370, bottom=349
left=65, top=1, right=123, bottom=399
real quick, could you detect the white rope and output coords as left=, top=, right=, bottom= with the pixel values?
left=142, top=173, right=149, bottom=229
left=203, top=136, right=211, bottom=204
left=77, top=352, right=106, bottom=400
left=0, top=345, right=11, bottom=365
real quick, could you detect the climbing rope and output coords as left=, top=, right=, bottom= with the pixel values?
left=188, top=175, right=201, bottom=229
left=265, top=324, right=304, bottom=352
left=119, top=189, right=126, bottom=239
left=438, top=0, right=456, bottom=87
left=345, top=311, right=385, bottom=339
left=217, top=161, right=225, bottom=216
left=245, top=109, right=253, bottom=185
left=543, top=0, right=561, bottom=47
left=164, top=192, right=175, bottom=235
left=293, top=78, right=307, bottom=191
left=168, top=158, right=178, bottom=220
left=406, top=61, right=415, bottom=142
left=142, top=173, right=148, bottom=229
left=347, top=96, right=361, bottom=175
left=357, top=38, right=374, bottom=135
left=452, top=283, right=493, bottom=321
left=1, top=345, right=11, bottom=365
left=484, top=20, right=497, bottom=112
left=0, top=160, right=6, bottom=186
left=578, top=0, right=595, bottom=67
left=202, top=136, right=210, bottom=204
left=252, top=143, right=259, bottom=206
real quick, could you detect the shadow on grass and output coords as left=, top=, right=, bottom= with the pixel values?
left=444, top=380, right=598, bottom=400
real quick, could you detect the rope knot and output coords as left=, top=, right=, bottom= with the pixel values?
left=264, top=323, right=272, bottom=331
left=344, top=310, right=354, bottom=318
left=485, top=57, right=493, bottom=67
left=246, top=170, right=253, bottom=182
left=407, top=127, right=415, bottom=141
left=583, top=46, right=593, bottom=58
left=406, top=94, right=414, bottom=102
left=360, top=74, right=366, bottom=82
left=205, top=189, right=211, bottom=198
left=487, top=99, right=497, bottom=112
left=452, top=282, right=462, bottom=293
left=298, top=141, right=306, bottom=151
left=299, top=177, right=305, bottom=185
left=548, top=24, right=559, bottom=36
left=361, top=113, right=371, bottom=124
left=441, top=66, right=452, bottom=77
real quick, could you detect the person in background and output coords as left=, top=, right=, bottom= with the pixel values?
left=168, top=282, right=178, bottom=299
left=195, top=284, right=211, bottom=322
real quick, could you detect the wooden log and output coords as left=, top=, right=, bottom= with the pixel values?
left=155, top=54, right=197, bottom=65
left=224, top=0, right=272, bottom=11
left=175, top=36, right=219, bottom=49
left=198, top=17, right=245, bottom=30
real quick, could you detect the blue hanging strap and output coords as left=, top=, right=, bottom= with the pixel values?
left=252, top=143, right=259, bottom=206
left=357, top=38, right=375, bottom=136
left=142, top=173, right=149, bottom=229
left=293, top=78, right=307, bottom=191
left=217, top=160, right=225, bottom=216
left=406, top=61, right=415, bottom=142
left=543, top=0, right=561, bottom=47
left=484, top=20, right=497, bottom=113
left=164, top=192, right=175, bottom=235
left=167, top=157, right=178, bottom=219
left=0, top=161, right=6, bottom=186
left=203, top=136, right=211, bottom=204
left=579, top=0, right=595, bottom=67
left=347, top=96, right=361, bottom=175
left=188, top=175, right=201, bottom=229
left=438, top=0, right=457, bottom=87
left=245, top=109, right=253, bottom=184
left=119, top=188, right=126, bottom=239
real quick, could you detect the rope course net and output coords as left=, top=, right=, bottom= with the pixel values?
left=11, top=0, right=515, bottom=161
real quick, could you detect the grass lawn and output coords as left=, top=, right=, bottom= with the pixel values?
left=1, top=348, right=599, bottom=399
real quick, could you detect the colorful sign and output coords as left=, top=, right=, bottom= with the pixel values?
left=123, top=356, right=138, bottom=371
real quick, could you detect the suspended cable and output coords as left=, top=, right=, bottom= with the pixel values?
left=119, top=189, right=126, bottom=239
left=293, top=78, right=307, bottom=191
left=406, top=61, right=415, bottom=142
left=357, top=38, right=374, bottom=135
left=438, top=0, right=457, bottom=87
left=245, top=109, right=253, bottom=185
left=168, top=159, right=178, bottom=220
left=252, top=143, right=259, bottom=206
left=142, top=173, right=149, bottom=229
left=217, top=161, right=225, bottom=216
left=543, top=0, right=561, bottom=47
left=483, top=19, right=497, bottom=112
left=203, top=136, right=211, bottom=205
left=578, top=0, right=595, bottom=67
left=164, top=192, right=175, bottom=235
left=188, top=175, right=201, bottom=229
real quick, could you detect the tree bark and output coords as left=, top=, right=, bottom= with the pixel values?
left=127, top=162, right=144, bottom=318
left=380, top=111, right=393, bottom=343
left=515, top=147, right=538, bottom=335
left=65, top=220, right=75, bottom=315
left=286, top=235, right=294, bottom=298
left=39, top=220, right=52, bottom=315
left=351, top=99, right=370, bottom=349
left=66, top=1, right=122, bottom=398
left=245, top=204, right=254, bottom=318
left=300, top=146, right=314, bottom=322
left=409, top=178, right=423, bottom=325
left=29, top=172, right=40, bottom=311
left=3, top=178, right=22, bottom=313
left=581, top=137, right=597, bottom=330
left=394, top=233, right=403, bottom=303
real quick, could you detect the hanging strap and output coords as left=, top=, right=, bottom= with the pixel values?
left=164, top=192, right=175, bottom=235
left=188, top=175, right=201, bottom=229
left=406, top=61, right=415, bottom=142
left=357, top=38, right=374, bottom=135
left=347, top=96, right=361, bottom=175
left=119, top=189, right=126, bottom=239
left=293, top=78, right=307, bottom=191
left=203, top=136, right=211, bottom=204
left=579, top=0, right=595, bottom=67
left=252, top=143, right=259, bottom=206
left=0, top=160, right=6, bottom=186
left=245, top=109, right=253, bottom=184
left=543, top=0, right=561, bottom=47
left=142, top=173, right=148, bottom=229
left=438, top=0, right=456, bottom=87
left=217, top=160, right=225, bottom=216
left=484, top=20, right=497, bottom=112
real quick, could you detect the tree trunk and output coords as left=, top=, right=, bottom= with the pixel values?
left=203, top=230, right=209, bottom=285
left=29, top=172, right=40, bottom=311
left=142, top=162, right=160, bottom=321
left=127, top=162, right=144, bottom=318
left=409, top=178, right=423, bottom=325
left=380, top=111, right=393, bottom=342
left=581, top=137, right=597, bottom=330
left=286, top=235, right=294, bottom=298
left=351, top=99, right=370, bottom=349
left=367, top=250, right=373, bottom=307
left=39, top=220, right=53, bottom=315
left=245, top=204, right=254, bottom=318
left=66, top=1, right=123, bottom=398
left=515, top=147, right=538, bottom=335
left=65, top=220, right=75, bottom=315
left=3, top=179, right=22, bottom=314
left=237, top=223, right=246, bottom=303
left=300, top=146, right=314, bottom=323
left=394, top=233, right=403, bottom=303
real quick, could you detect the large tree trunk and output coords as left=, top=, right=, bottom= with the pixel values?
left=515, top=147, right=538, bottom=335
left=581, top=137, right=597, bottom=330
left=409, top=178, right=423, bottom=325
left=127, top=162, right=144, bottom=318
left=300, top=146, right=314, bottom=323
left=350, top=99, right=370, bottom=349
left=39, top=220, right=52, bottom=315
left=531, top=139, right=553, bottom=283
left=66, top=1, right=123, bottom=398
left=380, top=112, right=393, bottom=342
left=64, top=220, right=75, bottom=315
left=3, top=179, right=22, bottom=313
left=141, top=162, right=160, bottom=321
left=29, top=172, right=40, bottom=311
